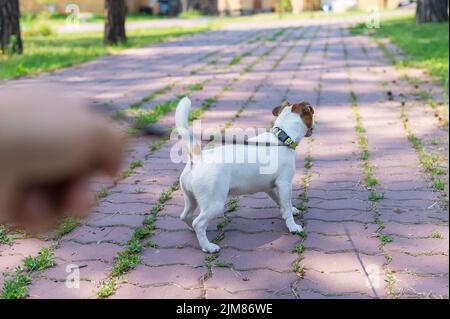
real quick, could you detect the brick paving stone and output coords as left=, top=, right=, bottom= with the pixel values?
left=84, top=213, right=145, bottom=228
left=39, top=260, right=110, bottom=283
left=54, top=241, right=121, bottom=263
left=303, top=233, right=380, bottom=255
left=218, top=248, right=297, bottom=272
left=28, top=279, right=97, bottom=299
left=384, top=237, right=449, bottom=255
left=141, top=247, right=205, bottom=268
left=111, top=283, right=202, bottom=299
left=393, top=274, right=449, bottom=298
left=389, top=252, right=449, bottom=275
left=383, top=223, right=449, bottom=239
left=301, top=251, right=385, bottom=274
left=225, top=217, right=287, bottom=233
left=297, top=271, right=384, bottom=298
left=206, top=289, right=296, bottom=299
left=0, top=238, right=52, bottom=257
left=220, top=232, right=298, bottom=252
left=63, top=226, right=134, bottom=245
left=205, top=268, right=298, bottom=294
left=126, top=265, right=205, bottom=289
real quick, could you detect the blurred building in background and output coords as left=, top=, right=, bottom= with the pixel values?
left=20, top=0, right=149, bottom=14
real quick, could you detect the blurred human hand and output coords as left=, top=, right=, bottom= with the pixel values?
left=0, top=88, right=125, bottom=232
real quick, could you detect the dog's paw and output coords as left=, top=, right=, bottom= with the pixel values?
left=288, top=223, right=303, bottom=234
left=291, top=206, right=300, bottom=216
left=202, top=243, right=221, bottom=254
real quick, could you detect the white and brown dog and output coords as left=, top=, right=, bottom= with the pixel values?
left=175, top=97, right=316, bottom=253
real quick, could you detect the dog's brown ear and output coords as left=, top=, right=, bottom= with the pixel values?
left=272, top=106, right=282, bottom=116
left=272, top=100, right=290, bottom=116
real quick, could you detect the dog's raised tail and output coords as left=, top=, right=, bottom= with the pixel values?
left=176, top=97, right=200, bottom=164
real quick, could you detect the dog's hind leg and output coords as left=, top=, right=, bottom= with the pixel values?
left=180, top=175, right=197, bottom=230
left=180, top=189, right=197, bottom=231
left=267, top=189, right=300, bottom=216
left=192, top=201, right=225, bottom=253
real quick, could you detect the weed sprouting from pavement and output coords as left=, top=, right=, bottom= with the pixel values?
left=23, top=247, right=55, bottom=272
left=400, top=102, right=448, bottom=207
left=2, top=247, right=55, bottom=299
left=1, top=268, right=31, bottom=299
left=53, top=217, right=79, bottom=238
left=0, top=226, right=13, bottom=244
left=342, top=36, right=396, bottom=297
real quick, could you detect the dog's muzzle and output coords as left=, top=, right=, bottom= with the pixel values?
left=305, top=127, right=313, bottom=137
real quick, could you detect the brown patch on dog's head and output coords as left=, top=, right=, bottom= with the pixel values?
left=291, top=101, right=314, bottom=129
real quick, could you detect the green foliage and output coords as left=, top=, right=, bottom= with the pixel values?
left=368, top=191, right=384, bottom=202
left=1, top=268, right=31, bottom=299
left=187, top=82, right=204, bottom=91
left=378, top=234, right=393, bottom=243
left=23, top=247, right=54, bottom=272
left=54, top=217, right=79, bottom=238
left=0, top=26, right=212, bottom=80
left=431, top=231, right=442, bottom=239
left=178, top=9, right=203, bottom=18
left=129, top=159, right=143, bottom=170
left=0, top=226, right=12, bottom=244
left=96, top=187, right=109, bottom=200
left=97, top=279, right=116, bottom=298
left=292, top=242, right=305, bottom=253
left=350, top=14, right=449, bottom=96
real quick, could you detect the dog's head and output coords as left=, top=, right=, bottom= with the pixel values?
left=272, top=100, right=316, bottom=138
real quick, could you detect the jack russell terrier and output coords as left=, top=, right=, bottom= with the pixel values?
left=175, top=97, right=316, bottom=253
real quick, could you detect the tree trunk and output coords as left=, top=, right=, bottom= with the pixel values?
left=416, top=0, right=449, bottom=23
left=0, top=0, right=23, bottom=54
left=181, top=0, right=188, bottom=12
left=104, top=0, right=127, bottom=45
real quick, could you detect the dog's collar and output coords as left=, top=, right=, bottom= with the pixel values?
left=272, top=127, right=298, bottom=150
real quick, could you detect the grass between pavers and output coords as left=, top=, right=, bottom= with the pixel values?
left=1, top=246, right=55, bottom=299
left=52, top=217, right=80, bottom=239
left=0, top=226, right=13, bottom=244
left=350, top=14, right=449, bottom=98
left=349, top=89, right=396, bottom=297
left=342, top=37, right=397, bottom=298
left=291, top=28, right=326, bottom=291
left=96, top=182, right=179, bottom=298
left=0, top=25, right=215, bottom=80
left=400, top=102, right=448, bottom=209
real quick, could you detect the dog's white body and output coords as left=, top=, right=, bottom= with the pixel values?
left=176, top=97, right=314, bottom=253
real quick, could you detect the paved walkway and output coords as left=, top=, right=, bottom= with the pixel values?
left=0, top=15, right=448, bottom=299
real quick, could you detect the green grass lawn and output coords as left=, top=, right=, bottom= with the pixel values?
left=0, top=24, right=213, bottom=80
left=350, top=14, right=449, bottom=95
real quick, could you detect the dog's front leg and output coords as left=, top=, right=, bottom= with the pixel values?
left=267, top=189, right=301, bottom=216
left=275, top=181, right=303, bottom=234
